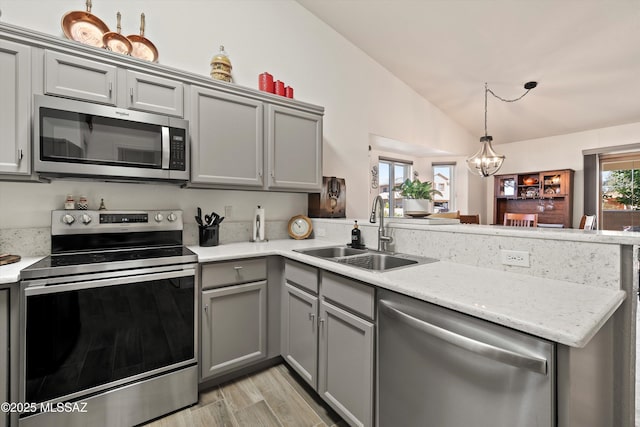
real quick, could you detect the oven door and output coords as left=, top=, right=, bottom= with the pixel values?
left=20, top=267, right=196, bottom=406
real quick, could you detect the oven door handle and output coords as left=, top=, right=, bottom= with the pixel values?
left=24, top=269, right=195, bottom=296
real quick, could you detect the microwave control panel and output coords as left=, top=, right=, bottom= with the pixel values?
left=169, top=128, right=186, bottom=171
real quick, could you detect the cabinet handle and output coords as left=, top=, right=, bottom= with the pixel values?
left=130, top=87, right=134, bottom=102
left=309, top=313, right=315, bottom=327
left=204, top=304, right=208, bottom=314
left=233, top=266, right=243, bottom=271
left=258, top=170, right=263, bottom=178
left=108, top=82, right=112, bottom=97
left=319, top=318, right=325, bottom=329
left=17, top=149, right=23, bottom=163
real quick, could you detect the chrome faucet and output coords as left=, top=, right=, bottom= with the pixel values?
left=370, top=195, right=393, bottom=252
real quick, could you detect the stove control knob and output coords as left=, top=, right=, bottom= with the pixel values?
left=80, top=214, right=92, bottom=225
left=154, top=213, right=164, bottom=222
left=62, top=214, right=75, bottom=225
left=167, top=212, right=177, bottom=222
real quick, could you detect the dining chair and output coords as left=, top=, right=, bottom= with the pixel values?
left=460, top=214, right=480, bottom=224
left=503, top=213, right=538, bottom=227
left=579, top=214, right=597, bottom=230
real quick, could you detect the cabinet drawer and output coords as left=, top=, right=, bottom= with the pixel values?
left=285, top=260, right=318, bottom=294
left=321, top=271, right=375, bottom=320
left=202, top=258, right=266, bottom=289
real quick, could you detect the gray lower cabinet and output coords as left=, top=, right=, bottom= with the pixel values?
left=201, top=281, right=267, bottom=380
left=282, top=260, right=375, bottom=427
left=266, top=104, right=323, bottom=191
left=0, top=39, right=31, bottom=176
left=282, top=282, right=318, bottom=387
left=190, top=85, right=264, bottom=187
left=318, top=301, right=374, bottom=427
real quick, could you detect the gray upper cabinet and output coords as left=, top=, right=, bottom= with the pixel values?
left=125, top=70, right=184, bottom=117
left=0, top=39, right=31, bottom=175
left=45, top=50, right=117, bottom=105
left=266, top=104, right=323, bottom=191
left=190, top=85, right=264, bottom=187
left=44, top=50, right=183, bottom=116
left=0, top=289, right=8, bottom=427
left=201, top=281, right=267, bottom=380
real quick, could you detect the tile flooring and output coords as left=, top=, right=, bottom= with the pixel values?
left=143, top=364, right=346, bottom=427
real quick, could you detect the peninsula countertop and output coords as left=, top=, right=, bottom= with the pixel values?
left=189, top=238, right=626, bottom=349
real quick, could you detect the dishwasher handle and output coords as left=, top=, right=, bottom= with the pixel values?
left=379, top=300, right=548, bottom=375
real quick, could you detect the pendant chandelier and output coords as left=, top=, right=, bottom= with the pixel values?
left=466, top=81, right=537, bottom=177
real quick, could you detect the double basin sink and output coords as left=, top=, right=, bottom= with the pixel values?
left=295, top=246, right=438, bottom=272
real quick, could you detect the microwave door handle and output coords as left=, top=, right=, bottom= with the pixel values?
left=379, top=300, right=548, bottom=375
left=161, top=126, right=170, bottom=169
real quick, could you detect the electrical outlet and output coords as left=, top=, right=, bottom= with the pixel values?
left=501, top=250, right=530, bottom=267
left=224, top=205, right=232, bottom=219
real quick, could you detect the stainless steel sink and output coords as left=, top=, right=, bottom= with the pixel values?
left=295, top=246, right=437, bottom=272
left=295, top=246, right=368, bottom=258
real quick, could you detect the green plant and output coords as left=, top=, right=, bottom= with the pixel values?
left=394, top=178, right=443, bottom=200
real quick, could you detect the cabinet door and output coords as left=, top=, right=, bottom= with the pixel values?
left=44, top=50, right=116, bottom=104
left=0, top=290, right=7, bottom=427
left=318, top=301, right=374, bottom=427
left=201, top=281, right=267, bottom=380
left=282, top=283, right=318, bottom=388
left=190, top=86, right=264, bottom=186
left=266, top=105, right=322, bottom=191
left=0, top=40, right=30, bottom=175
left=126, top=70, right=183, bottom=117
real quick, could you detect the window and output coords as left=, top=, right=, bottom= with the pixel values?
left=432, top=163, right=455, bottom=212
left=378, top=158, right=412, bottom=217
left=600, top=152, right=640, bottom=231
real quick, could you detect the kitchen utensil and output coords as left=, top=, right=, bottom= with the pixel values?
left=216, top=216, right=225, bottom=225
left=204, top=214, right=212, bottom=226
left=61, top=0, right=110, bottom=48
left=102, top=11, right=132, bottom=55
left=0, top=254, right=21, bottom=266
left=127, top=13, right=158, bottom=62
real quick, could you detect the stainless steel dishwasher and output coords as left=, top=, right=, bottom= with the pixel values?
left=377, top=289, right=555, bottom=427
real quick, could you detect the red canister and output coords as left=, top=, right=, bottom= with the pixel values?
left=285, top=86, right=294, bottom=98
left=274, top=80, right=285, bottom=96
left=259, top=72, right=274, bottom=93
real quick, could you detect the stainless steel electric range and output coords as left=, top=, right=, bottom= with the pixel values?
left=19, top=210, right=198, bottom=427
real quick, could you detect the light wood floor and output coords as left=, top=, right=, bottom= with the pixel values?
left=143, top=364, right=346, bottom=427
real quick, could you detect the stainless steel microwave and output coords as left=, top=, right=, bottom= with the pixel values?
left=34, top=95, right=189, bottom=182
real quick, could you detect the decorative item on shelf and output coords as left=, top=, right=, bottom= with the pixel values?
left=467, top=81, right=538, bottom=177
left=258, top=72, right=274, bottom=93
left=394, top=178, right=443, bottom=217
left=308, top=177, right=346, bottom=218
left=285, top=86, right=294, bottom=98
left=288, top=214, right=313, bottom=240
left=274, top=80, right=285, bottom=96
left=371, top=165, right=379, bottom=189
left=61, top=0, right=110, bottom=48
left=98, top=198, right=106, bottom=210
left=102, top=12, right=132, bottom=55
left=127, top=13, right=158, bottom=62
left=523, top=177, right=538, bottom=185
left=77, top=195, right=89, bottom=210
left=210, top=45, right=232, bottom=82
left=64, top=194, right=75, bottom=210
left=525, top=187, right=539, bottom=198
left=551, top=175, right=561, bottom=184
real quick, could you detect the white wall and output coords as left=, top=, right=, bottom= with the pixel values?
left=0, top=0, right=477, bottom=229
left=485, top=121, right=640, bottom=226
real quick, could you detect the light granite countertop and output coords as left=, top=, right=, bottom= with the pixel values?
left=190, top=238, right=626, bottom=348
left=0, top=257, right=43, bottom=285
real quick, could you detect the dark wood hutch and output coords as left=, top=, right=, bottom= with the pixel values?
left=494, top=169, right=574, bottom=228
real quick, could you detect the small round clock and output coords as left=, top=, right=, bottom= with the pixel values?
left=288, top=215, right=313, bottom=240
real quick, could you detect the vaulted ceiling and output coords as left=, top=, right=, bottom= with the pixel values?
left=296, top=0, right=640, bottom=145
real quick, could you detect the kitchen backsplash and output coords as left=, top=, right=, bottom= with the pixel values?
left=0, top=220, right=292, bottom=257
